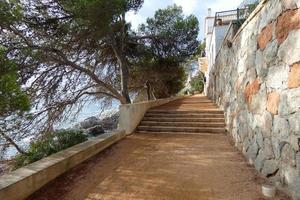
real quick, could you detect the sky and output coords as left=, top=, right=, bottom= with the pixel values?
left=127, top=0, right=243, bottom=40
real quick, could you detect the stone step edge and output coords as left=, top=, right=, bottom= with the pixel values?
left=148, top=109, right=224, bottom=113
left=136, top=131, right=224, bottom=135
left=142, top=117, right=225, bottom=121
left=137, top=127, right=226, bottom=132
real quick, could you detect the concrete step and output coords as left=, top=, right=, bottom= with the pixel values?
left=144, top=113, right=224, bottom=118
left=137, top=126, right=225, bottom=133
left=170, top=100, right=213, bottom=103
left=137, top=131, right=223, bottom=135
left=161, top=104, right=217, bottom=106
left=143, top=117, right=225, bottom=123
left=140, top=121, right=225, bottom=127
left=148, top=110, right=224, bottom=114
left=163, top=101, right=217, bottom=106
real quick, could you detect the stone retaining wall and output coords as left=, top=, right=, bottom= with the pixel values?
left=207, top=0, right=300, bottom=198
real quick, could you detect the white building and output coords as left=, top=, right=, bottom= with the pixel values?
left=204, top=4, right=258, bottom=93
left=204, top=9, right=234, bottom=93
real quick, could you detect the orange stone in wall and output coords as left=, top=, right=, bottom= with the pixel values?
left=258, top=23, right=273, bottom=50
left=267, top=92, right=280, bottom=115
left=276, top=9, right=300, bottom=44
left=244, top=79, right=261, bottom=108
left=288, top=63, right=300, bottom=88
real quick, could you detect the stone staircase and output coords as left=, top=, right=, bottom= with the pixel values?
left=137, top=95, right=226, bottom=134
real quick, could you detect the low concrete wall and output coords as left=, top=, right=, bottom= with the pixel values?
left=0, top=130, right=126, bottom=200
left=119, top=96, right=183, bottom=134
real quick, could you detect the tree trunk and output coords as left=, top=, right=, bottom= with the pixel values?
left=0, top=131, right=27, bottom=155
left=120, top=60, right=131, bottom=104
left=146, top=81, right=151, bottom=101
left=109, top=12, right=131, bottom=104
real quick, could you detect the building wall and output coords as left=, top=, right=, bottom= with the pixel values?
left=207, top=0, right=300, bottom=198
left=206, top=25, right=230, bottom=93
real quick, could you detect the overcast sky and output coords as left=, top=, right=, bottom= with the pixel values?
left=127, top=0, right=242, bottom=40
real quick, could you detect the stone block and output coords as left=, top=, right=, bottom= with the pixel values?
left=262, top=160, right=279, bottom=176
left=258, top=23, right=273, bottom=50
left=255, top=50, right=268, bottom=78
left=278, top=29, right=300, bottom=66
left=264, top=40, right=279, bottom=65
left=286, top=88, right=300, bottom=114
left=266, top=64, right=289, bottom=90
left=244, top=79, right=261, bottom=109
left=255, top=150, right=265, bottom=171
left=246, top=141, right=259, bottom=161
left=282, top=166, right=299, bottom=188
left=288, top=62, right=300, bottom=89
left=282, top=0, right=298, bottom=9
left=273, top=115, right=290, bottom=140
left=271, top=137, right=282, bottom=159
left=255, top=128, right=264, bottom=148
left=289, top=135, right=300, bottom=151
left=267, top=92, right=280, bottom=115
left=291, top=178, right=300, bottom=200
left=276, top=9, right=300, bottom=44
left=289, top=112, right=300, bottom=135
left=263, top=138, right=276, bottom=160
left=281, top=144, right=296, bottom=167
left=251, top=84, right=267, bottom=114
left=297, top=152, right=300, bottom=175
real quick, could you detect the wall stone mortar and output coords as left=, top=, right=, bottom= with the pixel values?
left=207, top=0, right=300, bottom=198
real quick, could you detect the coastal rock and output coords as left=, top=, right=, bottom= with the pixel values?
left=87, top=125, right=105, bottom=137
left=80, top=117, right=102, bottom=129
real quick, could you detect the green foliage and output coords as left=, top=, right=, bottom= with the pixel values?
left=190, top=72, right=205, bottom=93
left=139, top=5, right=199, bottom=61
left=14, top=130, right=87, bottom=168
left=196, top=41, right=206, bottom=56
left=59, top=0, right=143, bottom=39
left=0, top=0, right=23, bottom=24
left=0, top=47, right=30, bottom=116
left=130, top=5, right=198, bottom=99
left=130, top=57, right=187, bottom=98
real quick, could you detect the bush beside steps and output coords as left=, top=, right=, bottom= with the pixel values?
left=14, top=130, right=87, bottom=169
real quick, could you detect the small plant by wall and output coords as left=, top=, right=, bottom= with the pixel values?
left=14, top=130, right=87, bottom=168
left=190, top=72, right=205, bottom=94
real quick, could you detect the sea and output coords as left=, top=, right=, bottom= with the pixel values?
left=2, top=100, right=120, bottom=159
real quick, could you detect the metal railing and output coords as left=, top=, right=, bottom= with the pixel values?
left=214, top=5, right=257, bottom=26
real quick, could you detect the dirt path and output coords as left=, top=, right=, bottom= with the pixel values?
left=27, top=133, right=289, bottom=200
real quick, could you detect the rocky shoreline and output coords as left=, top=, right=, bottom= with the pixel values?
left=75, top=112, right=119, bottom=137
left=0, top=112, right=120, bottom=176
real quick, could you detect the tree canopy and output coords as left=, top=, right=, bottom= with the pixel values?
left=130, top=5, right=199, bottom=98
left=0, top=1, right=199, bottom=155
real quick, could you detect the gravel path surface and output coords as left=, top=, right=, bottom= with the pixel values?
left=27, top=133, right=289, bottom=200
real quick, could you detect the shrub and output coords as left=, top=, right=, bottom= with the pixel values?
left=14, top=130, right=87, bottom=168
left=190, top=72, right=205, bottom=93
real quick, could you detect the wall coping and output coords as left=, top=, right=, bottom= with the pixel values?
left=0, top=130, right=126, bottom=200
